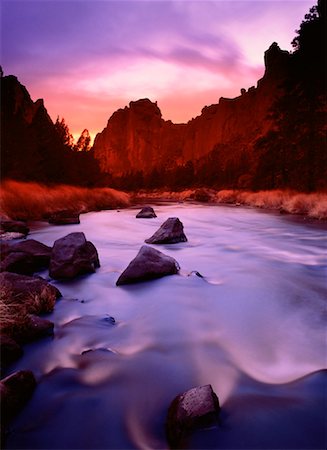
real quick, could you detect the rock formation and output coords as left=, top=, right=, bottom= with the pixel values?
left=145, top=217, right=187, bottom=244
left=166, top=384, right=220, bottom=448
left=49, top=232, right=100, bottom=279
left=116, top=245, right=180, bottom=285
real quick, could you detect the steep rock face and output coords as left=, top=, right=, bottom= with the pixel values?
left=1, top=75, right=67, bottom=182
left=93, top=43, right=290, bottom=175
left=94, top=99, right=186, bottom=175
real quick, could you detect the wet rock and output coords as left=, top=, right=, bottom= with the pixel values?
left=48, top=210, right=80, bottom=225
left=0, top=241, right=11, bottom=261
left=0, top=272, right=61, bottom=313
left=1, top=239, right=51, bottom=273
left=49, top=232, right=100, bottom=280
left=116, top=245, right=179, bottom=285
left=0, top=232, right=26, bottom=241
left=0, top=220, right=29, bottom=236
left=0, top=370, right=37, bottom=424
left=145, top=217, right=187, bottom=244
left=136, top=206, right=157, bottom=218
left=15, top=315, right=54, bottom=343
left=0, top=335, right=23, bottom=368
left=166, top=384, right=220, bottom=448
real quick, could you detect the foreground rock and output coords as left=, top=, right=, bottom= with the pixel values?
left=48, top=210, right=80, bottom=225
left=0, top=370, right=37, bottom=425
left=0, top=335, right=23, bottom=368
left=14, top=315, right=54, bottom=343
left=0, top=272, right=61, bottom=313
left=49, top=232, right=100, bottom=279
left=0, top=220, right=29, bottom=236
left=166, top=384, right=220, bottom=448
left=0, top=239, right=52, bottom=275
left=116, top=245, right=179, bottom=285
left=136, top=206, right=157, bottom=218
left=145, top=217, right=187, bottom=244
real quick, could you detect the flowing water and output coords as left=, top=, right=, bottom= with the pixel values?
left=4, top=203, right=327, bottom=449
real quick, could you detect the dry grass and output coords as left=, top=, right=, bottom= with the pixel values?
left=0, top=285, right=55, bottom=339
left=215, top=190, right=327, bottom=220
left=0, top=288, right=30, bottom=338
left=0, top=180, right=130, bottom=221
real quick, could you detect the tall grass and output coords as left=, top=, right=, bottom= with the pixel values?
left=0, top=180, right=130, bottom=221
left=215, top=190, right=327, bottom=220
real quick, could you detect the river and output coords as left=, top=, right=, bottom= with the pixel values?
left=4, top=203, right=327, bottom=449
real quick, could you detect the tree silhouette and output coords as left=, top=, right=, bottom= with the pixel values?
left=74, top=129, right=91, bottom=152
left=54, top=117, right=74, bottom=149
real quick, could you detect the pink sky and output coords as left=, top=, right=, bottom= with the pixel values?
left=2, top=0, right=314, bottom=141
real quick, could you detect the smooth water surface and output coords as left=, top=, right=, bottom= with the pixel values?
left=4, top=204, right=327, bottom=449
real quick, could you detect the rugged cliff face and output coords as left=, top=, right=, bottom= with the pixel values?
left=1, top=75, right=68, bottom=182
left=1, top=75, right=101, bottom=185
left=93, top=42, right=290, bottom=177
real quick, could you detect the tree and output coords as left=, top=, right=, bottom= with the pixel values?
left=74, top=129, right=91, bottom=152
left=54, top=116, right=74, bottom=149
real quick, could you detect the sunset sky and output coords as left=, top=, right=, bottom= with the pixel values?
left=1, top=0, right=314, bottom=141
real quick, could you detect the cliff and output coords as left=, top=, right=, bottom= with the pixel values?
left=0, top=75, right=101, bottom=185
left=93, top=42, right=290, bottom=177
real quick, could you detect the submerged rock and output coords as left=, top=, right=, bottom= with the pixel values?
left=116, top=245, right=179, bottom=285
left=136, top=206, right=157, bottom=218
left=49, top=232, right=100, bottom=279
left=166, top=384, right=220, bottom=448
left=0, top=370, right=37, bottom=425
left=48, top=210, right=80, bottom=225
left=145, top=217, right=187, bottom=244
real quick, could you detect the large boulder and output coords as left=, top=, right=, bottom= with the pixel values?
left=48, top=210, right=80, bottom=225
left=116, top=245, right=179, bottom=285
left=0, top=239, right=52, bottom=275
left=0, top=220, right=29, bottom=236
left=166, top=384, right=220, bottom=448
left=136, top=206, right=157, bottom=218
left=0, top=271, right=61, bottom=313
left=145, top=217, right=187, bottom=244
left=0, top=370, right=37, bottom=425
left=49, top=232, right=100, bottom=279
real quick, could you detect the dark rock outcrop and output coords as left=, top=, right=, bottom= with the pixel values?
left=0, top=220, right=29, bottom=236
left=0, top=271, right=61, bottom=313
left=0, top=239, right=52, bottom=275
left=48, top=210, right=80, bottom=225
left=136, top=206, right=157, bottom=218
left=49, top=232, right=100, bottom=279
left=0, top=335, right=23, bottom=368
left=15, top=315, right=54, bottom=343
left=0, top=370, right=37, bottom=425
left=145, top=217, right=187, bottom=244
left=116, top=245, right=179, bottom=285
left=166, top=384, right=220, bottom=448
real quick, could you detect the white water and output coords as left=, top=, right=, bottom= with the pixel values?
left=4, top=203, right=327, bottom=449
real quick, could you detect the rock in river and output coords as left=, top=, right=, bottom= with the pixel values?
left=0, top=239, right=52, bottom=275
left=49, top=232, right=100, bottom=279
left=166, top=384, right=220, bottom=448
left=116, top=245, right=179, bottom=285
left=136, top=206, right=157, bottom=218
left=145, top=217, right=187, bottom=244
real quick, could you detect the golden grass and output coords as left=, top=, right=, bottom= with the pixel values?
left=0, top=180, right=130, bottom=221
left=0, top=285, right=55, bottom=339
